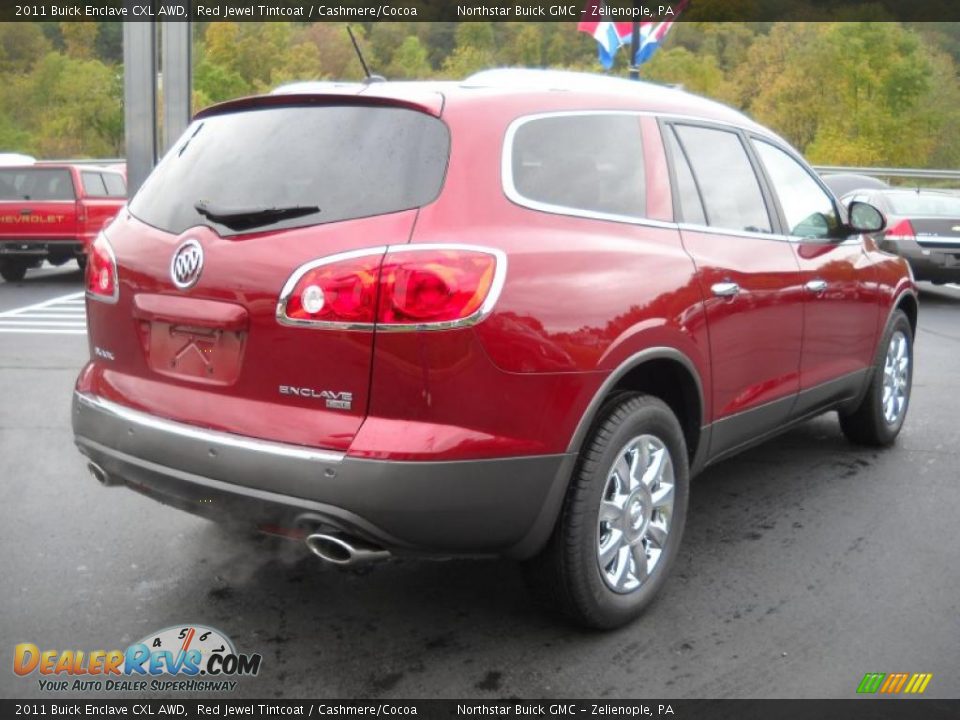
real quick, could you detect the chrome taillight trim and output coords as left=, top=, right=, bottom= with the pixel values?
left=275, top=243, right=508, bottom=332
left=85, top=231, right=120, bottom=305
left=275, top=246, right=387, bottom=331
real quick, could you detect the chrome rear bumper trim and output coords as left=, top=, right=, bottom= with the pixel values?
left=74, top=392, right=345, bottom=464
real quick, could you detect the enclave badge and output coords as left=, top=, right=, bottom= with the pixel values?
left=170, top=238, right=204, bottom=289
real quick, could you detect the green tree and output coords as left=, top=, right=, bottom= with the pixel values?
left=386, top=36, right=432, bottom=79
left=439, top=22, right=496, bottom=78
left=739, top=22, right=946, bottom=166
left=0, top=22, right=50, bottom=74
left=642, top=46, right=734, bottom=101
left=25, top=52, right=122, bottom=156
left=60, top=22, right=97, bottom=60
left=193, top=59, right=250, bottom=105
left=501, top=23, right=544, bottom=67
left=300, top=23, right=368, bottom=80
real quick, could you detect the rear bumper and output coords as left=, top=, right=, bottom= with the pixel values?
left=71, top=392, right=574, bottom=559
left=0, top=240, right=84, bottom=257
left=880, top=239, right=960, bottom=282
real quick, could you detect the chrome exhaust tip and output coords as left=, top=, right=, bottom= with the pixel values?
left=87, top=462, right=118, bottom=486
left=305, top=533, right=390, bottom=566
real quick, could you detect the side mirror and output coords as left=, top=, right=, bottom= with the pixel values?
left=847, top=200, right=886, bottom=234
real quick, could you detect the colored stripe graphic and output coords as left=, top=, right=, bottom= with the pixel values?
left=857, top=672, right=932, bottom=694
left=880, top=672, right=909, bottom=693
left=857, top=673, right=886, bottom=693
left=904, top=673, right=933, bottom=694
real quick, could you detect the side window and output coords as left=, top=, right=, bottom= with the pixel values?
left=510, top=114, right=645, bottom=219
left=102, top=173, right=126, bottom=198
left=754, top=140, right=839, bottom=239
left=673, top=124, right=771, bottom=234
left=663, top=125, right=706, bottom=225
left=82, top=171, right=108, bottom=197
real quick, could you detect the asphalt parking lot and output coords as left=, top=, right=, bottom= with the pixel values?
left=1, top=265, right=958, bottom=700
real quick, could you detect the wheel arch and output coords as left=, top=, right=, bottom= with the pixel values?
left=566, top=347, right=705, bottom=467
left=508, top=348, right=705, bottom=560
left=894, top=290, right=918, bottom=336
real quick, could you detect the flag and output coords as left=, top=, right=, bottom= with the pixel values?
left=576, top=20, right=633, bottom=70
left=634, top=1, right=687, bottom=66
left=577, top=1, right=687, bottom=70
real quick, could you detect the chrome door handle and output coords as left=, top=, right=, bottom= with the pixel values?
left=805, top=279, right=828, bottom=294
left=711, top=281, right=740, bottom=298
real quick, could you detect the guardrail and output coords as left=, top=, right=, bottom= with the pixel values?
left=35, top=159, right=125, bottom=166
left=813, top=166, right=960, bottom=182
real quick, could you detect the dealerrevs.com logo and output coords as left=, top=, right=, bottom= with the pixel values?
left=13, top=624, right=262, bottom=693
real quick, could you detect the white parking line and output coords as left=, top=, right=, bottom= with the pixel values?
left=0, top=291, right=87, bottom=335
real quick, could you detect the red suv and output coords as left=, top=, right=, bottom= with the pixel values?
left=0, top=164, right=126, bottom=282
left=72, top=70, right=916, bottom=628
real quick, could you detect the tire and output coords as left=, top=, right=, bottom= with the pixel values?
left=0, top=259, right=27, bottom=283
left=523, top=394, right=689, bottom=629
left=839, top=310, right=913, bottom=446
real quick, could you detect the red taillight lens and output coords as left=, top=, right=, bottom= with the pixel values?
left=378, top=249, right=497, bottom=325
left=280, top=252, right=383, bottom=327
left=886, top=219, right=916, bottom=241
left=278, top=246, right=504, bottom=330
left=86, top=232, right=118, bottom=303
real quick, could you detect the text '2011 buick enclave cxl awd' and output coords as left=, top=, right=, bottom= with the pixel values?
left=72, top=70, right=916, bottom=628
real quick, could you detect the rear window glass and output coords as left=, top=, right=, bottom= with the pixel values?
left=130, top=105, right=450, bottom=236
left=0, top=169, right=75, bottom=201
left=886, top=192, right=960, bottom=217
left=509, top=114, right=646, bottom=219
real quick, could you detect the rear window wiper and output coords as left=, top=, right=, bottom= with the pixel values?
left=194, top=200, right=321, bottom=230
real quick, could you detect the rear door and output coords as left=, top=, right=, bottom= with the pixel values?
left=0, top=167, right=78, bottom=242
left=86, top=101, right=450, bottom=452
left=749, top=138, right=880, bottom=409
left=663, top=122, right=803, bottom=458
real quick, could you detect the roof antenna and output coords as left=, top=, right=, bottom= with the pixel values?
left=347, top=26, right=385, bottom=84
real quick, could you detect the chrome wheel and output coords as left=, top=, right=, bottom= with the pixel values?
left=881, top=330, right=910, bottom=425
left=597, top=434, right=675, bottom=594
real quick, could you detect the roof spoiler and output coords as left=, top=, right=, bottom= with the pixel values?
left=196, top=85, right=444, bottom=120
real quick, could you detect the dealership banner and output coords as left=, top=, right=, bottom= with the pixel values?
left=2, top=700, right=960, bottom=719
left=3, top=0, right=960, bottom=22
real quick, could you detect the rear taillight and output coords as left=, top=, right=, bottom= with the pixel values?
left=277, top=245, right=506, bottom=331
left=886, top=219, right=916, bottom=241
left=280, top=250, right=383, bottom=327
left=379, top=248, right=498, bottom=325
left=86, top=232, right=118, bottom=303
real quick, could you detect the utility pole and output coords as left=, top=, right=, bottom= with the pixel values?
left=122, top=20, right=192, bottom=196
left=629, top=3, right=642, bottom=81
left=122, top=23, right=157, bottom=195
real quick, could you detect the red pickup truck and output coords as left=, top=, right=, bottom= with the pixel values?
left=0, top=164, right=126, bottom=282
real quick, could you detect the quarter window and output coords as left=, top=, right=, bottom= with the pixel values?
left=664, top=125, right=706, bottom=225
left=673, top=125, right=771, bottom=234
left=510, top=114, right=645, bottom=219
left=82, top=171, right=108, bottom=197
left=102, top=173, right=127, bottom=197
left=754, top=140, right=839, bottom=239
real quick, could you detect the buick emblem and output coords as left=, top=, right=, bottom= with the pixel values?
left=170, top=239, right=204, bottom=289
